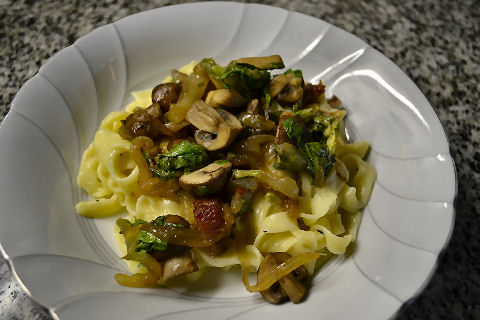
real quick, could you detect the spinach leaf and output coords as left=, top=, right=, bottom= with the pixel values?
left=146, top=141, right=209, bottom=180
left=152, top=216, right=186, bottom=228
left=283, top=117, right=304, bottom=146
left=273, top=143, right=307, bottom=171
left=284, top=69, right=303, bottom=78
left=135, top=230, right=167, bottom=253
left=220, top=63, right=271, bottom=98
left=302, top=142, right=336, bottom=181
left=197, top=58, right=275, bottom=99
left=281, top=117, right=336, bottom=182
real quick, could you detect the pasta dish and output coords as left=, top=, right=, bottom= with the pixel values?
left=75, top=55, right=376, bottom=304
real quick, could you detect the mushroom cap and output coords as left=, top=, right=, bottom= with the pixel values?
left=230, top=55, right=285, bottom=70
left=186, top=100, right=242, bottom=151
left=186, top=100, right=224, bottom=132
left=179, top=161, right=233, bottom=195
left=205, top=89, right=247, bottom=108
left=162, top=252, right=198, bottom=281
left=269, top=73, right=304, bottom=104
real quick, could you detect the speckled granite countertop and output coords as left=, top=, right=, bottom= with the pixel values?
left=0, top=0, right=478, bottom=319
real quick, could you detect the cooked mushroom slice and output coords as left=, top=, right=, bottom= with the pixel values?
left=261, top=281, right=288, bottom=304
left=162, top=252, right=198, bottom=281
left=185, top=100, right=224, bottom=131
left=269, top=73, right=304, bottom=104
left=277, top=272, right=307, bottom=304
left=185, top=100, right=243, bottom=151
left=230, top=55, right=285, bottom=70
left=258, top=253, right=288, bottom=303
left=205, top=89, right=247, bottom=108
left=269, top=74, right=290, bottom=98
left=179, top=161, right=232, bottom=195
left=278, top=85, right=303, bottom=104
left=258, top=252, right=308, bottom=304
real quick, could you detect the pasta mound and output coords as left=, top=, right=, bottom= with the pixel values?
left=75, top=56, right=376, bottom=303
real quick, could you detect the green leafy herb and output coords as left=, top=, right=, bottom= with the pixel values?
left=273, top=143, right=307, bottom=171
left=215, top=160, right=228, bottom=165
left=153, top=216, right=185, bottom=228
left=284, top=69, right=303, bottom=78
left=121, top=218, right=147, bottom=233
left=146, top=141, right=209, bottom=180
left=135, top=230, right=167, bottom=253
left=194, top=185, right=210, bottom=196
left=270, top=62, right=286, bottom=69
left=281, top=117, right=336, bottom=181
left=220, top=63, right=271, bottom=98
left=283, top=117, right=304, bottom=146
left=197, top=58, right=273, bottom=99
left=302, top=142, right=336, bottom=181
left=310, top=115, right=339, bottom=154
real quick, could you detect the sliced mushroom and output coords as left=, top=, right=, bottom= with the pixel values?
left=230, top=55, right=285, bottom=70
left=262, top=280, right=288, bottom=304
left=162, top=252, right=198, bottom=281
left=185, top=100, right=243, bottom=151
left=278, top=85, right=303, bottom=104
left=258, top=252, right=309, bottom=304
left=258, top=253, right=288, bottom=304
left=269, top=74, right=290, bottom=98
left=277, top=272, right=307, bottom=304
left=179, top=161, right=232, bottom=195
left=205, top=89, right=247, bottom=108
left=185, top=100, right=224, bottom=131
left=269, top=73, right=304, bottom=104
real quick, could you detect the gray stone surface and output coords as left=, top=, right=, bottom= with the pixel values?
left=0, top=0, right=478, bottom=319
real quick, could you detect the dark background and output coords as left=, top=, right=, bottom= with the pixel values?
left=0, top=1, right=478, bottom=319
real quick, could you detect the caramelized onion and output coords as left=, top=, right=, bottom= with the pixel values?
left=241, top=252, right=319, bottom=292
left=233, top=135, right=275, bottom=154
left=114, top=272, right=158, bottom=288
left=165, top=72, right=209, bottom=124
left=115, top=219, right=164, bottom=287
left=130, top=137, right=179, bottom=198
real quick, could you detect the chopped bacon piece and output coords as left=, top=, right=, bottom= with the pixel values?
left=193, top=199, right=226, bottom=238
left=302, top=83, right=325, bottom=106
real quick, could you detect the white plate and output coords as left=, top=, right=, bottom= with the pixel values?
left=0, top=2, right=456, bottom=319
